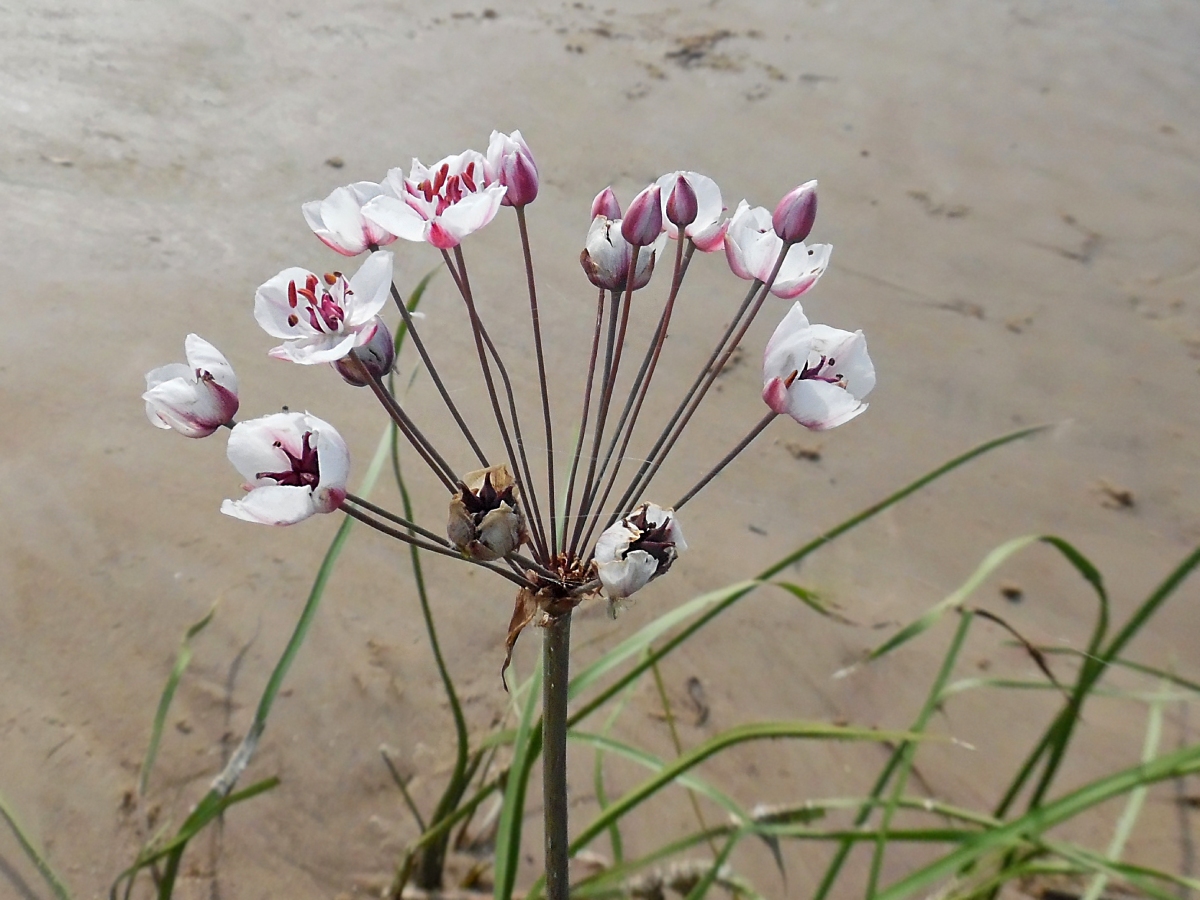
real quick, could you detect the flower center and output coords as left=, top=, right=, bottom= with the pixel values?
left=256, top=431, right=320, bottom=488
left=286, top=273, right=347, bottom=333
left=409, top=161, right=482, bottom=216
left=796, top=354, right=845, bottom=388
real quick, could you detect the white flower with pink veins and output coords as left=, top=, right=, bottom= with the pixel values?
left=363, top=150, right=507, bottom=250
left=221, top=411, right=349, bottom=526
left=762, top=302, right=875, bottom=431
left=143, top=334, right=239, bottom=438
left=254, top=250, right=393, bottom=365
left=302, top=182, right=399, bottom=257
left=724, top=200, right=832, bottom=299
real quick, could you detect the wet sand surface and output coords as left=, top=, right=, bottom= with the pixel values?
left=2, top=0, right=1200, bottom=896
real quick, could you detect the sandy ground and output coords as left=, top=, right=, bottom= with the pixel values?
left=3, top=0, right=1200, bottom=897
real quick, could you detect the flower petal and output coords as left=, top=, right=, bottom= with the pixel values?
left=221, top=485, right=316, bottom=526
left=184, top=334, right=238, bottom=394
left=254, top=267, right=322, bottom=339
left=769, top=242, right=832, bottom=298
left=597, top=550, right=659, bottom=600
left=345, top=250, right=394, bottom=327
left=362, top=195, right=430, bottom=243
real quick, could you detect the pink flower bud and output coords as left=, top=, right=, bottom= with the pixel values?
left=664, top=174, right=698, bottom=229
left=772, top=180, right=818, bottom=244
left=591, top=186, right=621, bottom=220
left=486, top=130, right=540, bottom=207
left=620, top=184, right=663, bottom=247
left=333, top=316, right=395, bottom=386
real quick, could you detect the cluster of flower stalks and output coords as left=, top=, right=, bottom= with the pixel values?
left=142, top=129, right=875, bottom=896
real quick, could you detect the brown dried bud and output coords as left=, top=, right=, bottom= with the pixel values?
left=447, top=465, right=527, bottom=561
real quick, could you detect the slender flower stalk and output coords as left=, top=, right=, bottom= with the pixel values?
left=387, top=281, right=489, bottom=467
left=515, top=206, right=558, bottom=554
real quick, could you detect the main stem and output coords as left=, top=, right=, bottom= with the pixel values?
left=542, top=611, right=572, bottom=900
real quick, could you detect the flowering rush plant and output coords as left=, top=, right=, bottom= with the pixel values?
left=143, top=130, right=874, bottom=898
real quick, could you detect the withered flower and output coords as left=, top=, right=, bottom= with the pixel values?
left=594, top=502, right=687, bottom=603
left=447, top=465, right=527, bottom=561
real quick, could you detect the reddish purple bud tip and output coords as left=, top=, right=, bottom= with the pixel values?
left=665, top=174, right=698, bottom=229
left=591, top=186, right=621, bottom=220
left=621, top=184, right=663, bottom=247
left=502, top=147, right=539, bottom=207
left=772, top=180, right=818, bottom=244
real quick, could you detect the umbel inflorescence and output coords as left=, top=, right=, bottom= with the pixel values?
left=143, top=130, right=875, bottom=667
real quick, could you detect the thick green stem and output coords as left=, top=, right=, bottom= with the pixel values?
left=543, top=612, right=573, bottom=900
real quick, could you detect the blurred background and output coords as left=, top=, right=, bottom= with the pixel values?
left=2, top=0, right=1199, bottom=896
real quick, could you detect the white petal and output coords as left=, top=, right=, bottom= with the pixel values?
left=362, top=195, right=430, bottom=243
left=594, top=519, right=637, bottom=566
left=221, top=485, right=316, bottom=526
left=143, top=377, right=215, bottom=437
left=770, top=242, right=832, bottom=299
left=783, top=381, right=868, bottom=431
left=310, top=413, right=350, bottom=499
left=597, top=551, right=659, bottom=600
left=226, top=413, right=306, bottom=483
left=345, top=251, right=393, bottom=326
left=184, top=334, right=237, bottom=394
left=267, top=331, right=358, bottom=365
left=254, top=267, right=322, bottom=340
left=762, top=303, right=813, bottom=382
left=435, top=184, right=506, bottom=241
left=144, top=362, right=191, bottom=391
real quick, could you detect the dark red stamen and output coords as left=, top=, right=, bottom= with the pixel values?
left=256, top=431, right=320, bottom=489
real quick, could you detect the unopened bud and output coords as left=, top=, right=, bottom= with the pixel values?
left=591, top=186, right=622, bottom=220
left=664, top=174, right=698, bottom=229
left=771, top=180, right=818, bottom=244
left=487, top=130, right=539, bottom=207
left=333, top=317, right=395, bottom=386
left=621, top=184, right=663, bottom=247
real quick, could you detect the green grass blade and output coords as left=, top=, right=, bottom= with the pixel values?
left=865, top=610, right=976, bottom=899
left=570, top=722, right=923, bottom=855
left=999, top=541, right=1199, bottom=817
left=847, top=537, right=1037, bottom=670
left=0, top=788, right=72, bottom=900
left=570, top=731, right=752, bottom=821
left=139, top=606, right=216, bottom=797
left=568, top=580, right=757, bottom=702
left=493, top=663, right=543, bottom=900
left=592, top=676, right=640, bottom=866
left=1080, top=680, right=1166, bottom=900
left=874, top=740, right=1200, bottom=900
left=683, top=831, right=741, bottom=900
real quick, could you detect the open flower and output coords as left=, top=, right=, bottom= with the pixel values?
left=302, top=182, right=398, bottom=256
left=447, top=465, right=527, bottom=561
left=254, top=250, right=393, bottom=365
left=594, top=503, right=686, bottom=602
left=221, top=412, right=349, bottom=525
left=485, top=130, right=539, bottom=207
left=143, top=334, right=239, bottom=438
left=656, top=171, right=728, bottom=251
left=362, top=150, right=506, bottom=250
left=762, top=303, right=874, bottom=430
left=724, top=200, right=831, bottom=298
